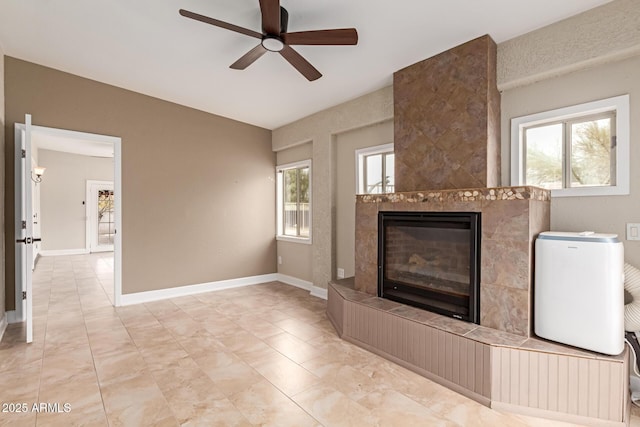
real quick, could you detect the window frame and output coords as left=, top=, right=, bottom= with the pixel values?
left=276, top=159, right=312, bottom=244
left=511, top=95, right=629, bottom=197
left=355, top=143, right=395, bottom=195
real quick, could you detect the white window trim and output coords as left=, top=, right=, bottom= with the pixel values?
left=276, top=159, right=312, bottom=244
left=355, top=142, right=394, bottom=194
left=511, top=95, right=630, bottom=197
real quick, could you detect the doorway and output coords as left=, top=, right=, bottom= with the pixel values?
left=86, top=180, right=115, bottom=253
left=15, top=120, right=123, bottom=328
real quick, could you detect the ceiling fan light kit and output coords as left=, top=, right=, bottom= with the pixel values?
left=262, top=36, right=284, bottom=52
left=179, top=0, right=358, bottom=81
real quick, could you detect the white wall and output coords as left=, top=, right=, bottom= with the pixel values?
left=38, top=149, right=113, bottom=252
left=273, top=86, right=393, bottom=288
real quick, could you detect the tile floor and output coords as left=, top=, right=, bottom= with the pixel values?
left=0, top=253, right=634, bottom=426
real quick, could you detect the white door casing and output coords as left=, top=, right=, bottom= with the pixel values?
left=14, top=115, right=34, bottom=343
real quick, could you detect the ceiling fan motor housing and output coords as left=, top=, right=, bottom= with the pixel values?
left=278, top=7, right=289, bottom=34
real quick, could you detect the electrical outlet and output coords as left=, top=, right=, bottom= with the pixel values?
left=627, top=223, right=640, bottom=241
left=337, top=268, right=345, bottom=279
left=278, top=256, right=283, bottom=265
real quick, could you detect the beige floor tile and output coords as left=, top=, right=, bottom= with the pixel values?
left=2, top=252, right=633, bottom=427
left=38, top=372, right=104, bottom=422
left=39, top=346, right=96, bottom=387
left=251, top=352, right=322, bottom=396
left=179, top=397, right=253, bottom=427
left=273, top=317, right=326, bottom=341
left=234, top=315, right=284, bottom=340
left=93, top=348, right=149, bottom=386
left=265, top=331, right=326, bottom=364
left=101, top=372, right=177, bottom=427
left=173, top=330, right=224, bottom=357
left=230, top=379, right=320, bottom=426
left=0, top=411, right=38, bottom=427
left=218, top=329, right=268, bottom=353
left=199, top=359, right=264, bottom=396
left=293, top=383, right=380, bottom=427
left=360, top=389, right=460, bottom=426
left=157, top=371, right=228, bottom=424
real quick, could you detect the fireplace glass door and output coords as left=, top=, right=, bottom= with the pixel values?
left=378, top=212, right=480, bottom=323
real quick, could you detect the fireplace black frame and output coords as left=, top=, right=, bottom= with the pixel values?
left=377, top=211, right=481, bottom=324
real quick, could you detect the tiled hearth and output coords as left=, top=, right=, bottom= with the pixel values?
left=327, top=279, right=630, bottom=426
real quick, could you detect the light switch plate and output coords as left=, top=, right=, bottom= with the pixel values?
left=337, top=268, right=345, bottom=279
left=627, top=223, right=640, bottom=241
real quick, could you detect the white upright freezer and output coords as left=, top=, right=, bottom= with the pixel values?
left=534, top=231, right=624, bottom=355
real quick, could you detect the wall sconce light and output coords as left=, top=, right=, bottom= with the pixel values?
left=32, top=166, right=46, bottom=183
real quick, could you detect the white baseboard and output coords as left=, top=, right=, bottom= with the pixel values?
left=120, top=273, right=279, bottom=306
left=6, top=310, right=21, bottom=324
left=40, top=248, right=90, bottom=256
left=276, top=274, right=312, bottom=291
left=119, top=272, right=329, bottom=306
left=310, top=286, right=328, bottom=300
left=276, top=274, right=328, bottom=300
left=0, top=313, right=7, bottom=342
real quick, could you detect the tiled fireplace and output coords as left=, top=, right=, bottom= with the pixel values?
left=326, top=34, right=630, bottom=425
left=352, top=34, right=548, bottom=337
left=356, top=188, right=549, bottom=337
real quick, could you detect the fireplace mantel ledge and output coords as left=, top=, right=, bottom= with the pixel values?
left=356, top=186, right=551, bottom=204
left=330, top=278, right=622, bottom=362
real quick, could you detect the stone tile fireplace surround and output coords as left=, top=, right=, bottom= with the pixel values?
left=355, top=187, right=550, bottom=337
left=326, top=35, right=631, bottom=425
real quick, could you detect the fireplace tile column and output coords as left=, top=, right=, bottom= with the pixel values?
left=393, top=35, right=501, bottom=192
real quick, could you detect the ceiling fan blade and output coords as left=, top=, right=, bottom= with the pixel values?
left=279, top=45, right=322, bottom=81
left=179, top=9, right=262, bottom=39
left=259, top=0, right=281, bottom=35
left=230, top=44, right=268, bottom=70
left=282, top=28, right=358, bottom=45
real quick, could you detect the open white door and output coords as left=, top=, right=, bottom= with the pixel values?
left=14, top=114, right=35, bottom=343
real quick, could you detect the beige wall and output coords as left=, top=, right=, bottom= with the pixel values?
left=497, top=0, right=640, bottom=91
left=336, top=120, right=393, bottom=278
left=276, top=142, right=312, bottom=282
left=0, top=45, right=5, bottom=321
left=4, top=57, right=275, bottom=309
left=38, top=149, right=113, bottom=251
left=501, top=54, right=640, bottom=266
left=273, top=86, right=394, bottom=289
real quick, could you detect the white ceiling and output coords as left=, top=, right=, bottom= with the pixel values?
left=32, top=131, right=114, bottom=158
left=0, top=0, right=611, bottom=130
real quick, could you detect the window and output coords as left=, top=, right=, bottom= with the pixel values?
left=511, top=95, right=629, bottom=197
left=276, top=160, right=311, bottom=243
left=356, top=143, right=395, bottom=194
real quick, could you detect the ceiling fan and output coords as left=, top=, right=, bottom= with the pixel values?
left=179, top=0, right=358, bottom=81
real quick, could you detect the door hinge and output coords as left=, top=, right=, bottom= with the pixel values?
left=22, top=291, right=26, bottom=300
left=21, top=149, right=26, bottom=158
left=22, top=220, right=27, bottom=229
